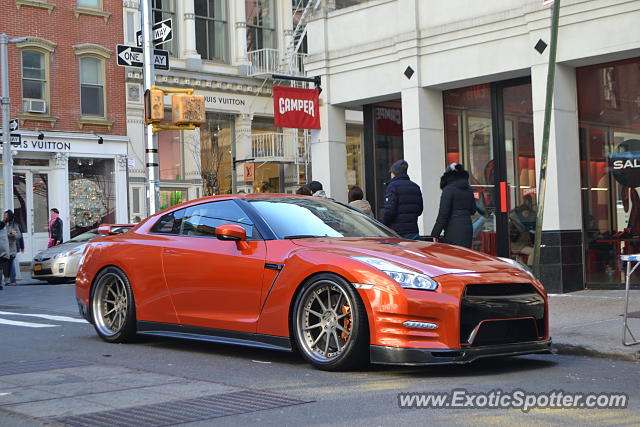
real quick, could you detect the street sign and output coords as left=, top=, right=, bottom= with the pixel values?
left=9, top=119, right=18, bottom=132
left=152, top=49, right=170, bottom=70
left=117, top=45, right=143, bottom=67
left=117, top=45, right=170, bottom=70
left=136, top=18, right=172, bottom=47
left=10, top=133, right=21, bottom=146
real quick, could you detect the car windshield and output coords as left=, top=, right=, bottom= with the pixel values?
left=248, top=198, right=397, bottom=239
left=67, top=230, right=99, bottom=243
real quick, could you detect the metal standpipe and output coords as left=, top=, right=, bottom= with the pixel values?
left=1, top=33, right=13, bottom=212
left=141, top=0, right=160, bottom=216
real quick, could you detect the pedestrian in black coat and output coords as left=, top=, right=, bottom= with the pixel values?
left=430, top=163, right=476, bottom=248
left=382, top=160, right=423, bottom=239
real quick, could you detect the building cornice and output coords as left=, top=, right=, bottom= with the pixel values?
left=73, top=44, right=112, bottom=59
left=16, top=37, right=57, bottom=53
left=15, top=0, right=55, bottom=14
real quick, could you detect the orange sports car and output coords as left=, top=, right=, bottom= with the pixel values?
left=75, top=195, right=551, bottom=370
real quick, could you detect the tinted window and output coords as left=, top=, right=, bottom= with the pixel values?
left=249, top=198, right=396, bottom=239
left=151, top=209, right=185, bottom=234
left=180, top=201, right=255, bottom=238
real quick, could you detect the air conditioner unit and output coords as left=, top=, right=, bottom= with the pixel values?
left=24, top=99, right=47, bottom=114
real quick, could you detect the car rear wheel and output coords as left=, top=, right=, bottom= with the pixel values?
left=293, top=273, right=369, bottom=371
left=91, top=267, right=137, bottom=343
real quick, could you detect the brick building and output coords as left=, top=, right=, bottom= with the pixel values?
left=0, top=0, right=129, bottom=260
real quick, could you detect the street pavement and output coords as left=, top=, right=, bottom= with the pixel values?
left=0, top=284, right=638, bottom=426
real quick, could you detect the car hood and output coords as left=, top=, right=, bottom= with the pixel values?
left=291, top=237, right=518, bottom=277
left=34, top=242, right=86, bottom=259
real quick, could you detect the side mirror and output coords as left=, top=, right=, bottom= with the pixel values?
left=215, top=224, right=248, bottom=249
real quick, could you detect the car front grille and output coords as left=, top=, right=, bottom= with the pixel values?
left=460, top=283, right=545, bottom=346
left=33, top=256, right=51, bottom=262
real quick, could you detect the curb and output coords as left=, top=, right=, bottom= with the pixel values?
left=552, top=342, right=640, bottom=362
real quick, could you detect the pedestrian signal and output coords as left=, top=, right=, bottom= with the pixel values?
left=144, top=89, right=164, bottom=125
left=171, top=94, right=205, bottom=126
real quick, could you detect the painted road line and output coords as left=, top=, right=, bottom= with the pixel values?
left=0, top=318, right=58, bottom=328
left=0, top=311, right=86, bottom=323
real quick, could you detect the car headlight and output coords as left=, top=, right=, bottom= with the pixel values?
left=54, top=249, right=80, bottom=259
left=352, top=256, right=438, bottom=291
left=498, top=257, right=535, bottom=279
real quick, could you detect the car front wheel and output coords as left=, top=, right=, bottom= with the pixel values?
left=90, top=267, right=137, bottom=343
left=293, top=273, right=369, bottom=371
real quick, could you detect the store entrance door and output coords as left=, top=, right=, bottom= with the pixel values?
left=13, top=170, right=51, bottom=261
left=444, top=78, right=536, bottom=263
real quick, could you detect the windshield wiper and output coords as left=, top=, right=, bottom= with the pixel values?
left=283, top=234, right=323, bottom=239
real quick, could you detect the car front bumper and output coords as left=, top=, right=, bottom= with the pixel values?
left=370, top=339, right=552, bottom=366
left=32, top=255, right=80, bottom=279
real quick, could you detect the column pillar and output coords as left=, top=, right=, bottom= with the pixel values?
left=50, top=153, right=70, bottom=242
left=235, top=113, right=253, bottom=192
left=182, top=0, right=202, bottom=70
left=116, top=154, right=129, bottom=223
left=401, top=86, right=445, bottom=235
left=311, top=95, right=347, bottom=202
left=233, top=0, right=250, bottom=74
left=532, top=63, right=584, bottom=293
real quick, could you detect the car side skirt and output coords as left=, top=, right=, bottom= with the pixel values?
left=136, top=321, right=293, bottom=352
left=370, top=339, right=552, bottom=366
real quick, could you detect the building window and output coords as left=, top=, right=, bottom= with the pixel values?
left=194, top=0, right=227, bottom=61
left=77, top=0, right=100, bottom=8
left=79, top=56, right=104, bottom=117
left=246, top=0, right=275, bottom=51
left=22, top=50, right=46, bottom=101
left=152, top=0, right=176, bottom=55
left=201, top=113, right=233, bottom=195
left=346, top=125, right=364, bottom=189
left=125, top=10, right=137, bottom=44
left=68, top=157, right=115, bottom=238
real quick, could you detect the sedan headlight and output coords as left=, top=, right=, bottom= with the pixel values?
left=498, top=257, right=535, bottom=279
left=352, top=256, right=438, bottom=291
left=53, top=249, right=80, bottom=259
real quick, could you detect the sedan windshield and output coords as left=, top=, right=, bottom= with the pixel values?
left=249, top=198, right=397, bottom=239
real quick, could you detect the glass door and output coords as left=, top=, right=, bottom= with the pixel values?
left=13, top=171, right=50, bottom=260
left=444, top=79, right=535, bottom=260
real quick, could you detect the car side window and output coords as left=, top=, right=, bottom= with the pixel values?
left=180, top=201, right=256, bottom=239
left=151, top=209, right=185, bottom=234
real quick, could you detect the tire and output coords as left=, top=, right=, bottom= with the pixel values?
left=90, top=266, right=137, bottom=343
left=292, top=273, right=369, bottom=371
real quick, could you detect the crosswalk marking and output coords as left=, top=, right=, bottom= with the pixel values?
left=0, top=318, right=57, bottom=328
left=0, top=311, right=86, bottom=323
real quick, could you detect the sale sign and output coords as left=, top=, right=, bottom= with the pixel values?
left=273, top=86, right=320, bottom=129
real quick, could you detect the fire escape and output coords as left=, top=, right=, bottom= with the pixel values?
left=247, top=0, right=321, bottom=187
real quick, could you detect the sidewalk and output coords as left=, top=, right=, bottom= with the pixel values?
left=550, top=290, right=640, bottom=362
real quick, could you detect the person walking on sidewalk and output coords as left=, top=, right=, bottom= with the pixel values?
left=348, top=186, right=373, bottom=217
left=430, top=163, right=477, bottom=248
left=307, top=181, right=328, bottom=198
left=382, top=160, right=423, bottom=239
left=3, top=210, right=22, bottom=286
left=0, top=221, right=11, bottom=289
left=48, top=208, right=63, bottom=248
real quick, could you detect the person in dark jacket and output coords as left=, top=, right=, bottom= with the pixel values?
left=382, top=160, right=423, bottom=239
left=48, top=208, right=63, bottom=248
left=430, top=163, right=477, bottom=248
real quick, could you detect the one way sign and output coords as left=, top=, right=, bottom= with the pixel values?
left=136, top=18, right=173, bottom=47
left=117, top=45, right=170, bottom=70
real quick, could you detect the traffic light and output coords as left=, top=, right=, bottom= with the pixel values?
left=171, top=94, right=205, bottom=126
left=144, top=88, right=164, bottom=125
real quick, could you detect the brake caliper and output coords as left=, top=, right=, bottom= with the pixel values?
left=341, top=305, right=351, bottom=341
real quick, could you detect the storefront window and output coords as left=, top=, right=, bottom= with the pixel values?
left=160, top=188, right=186, bottom=210
left=444, top=82, right=535, bottom=262
left=346, top=125, right=364, bottom=190
left=251, top=117, right=283, bottom=193
left=578, top=57, right=640, bottom=284
left=200, top=113, right=233, bottom=195
left=158, top=119, right=182, bottom=181
left=68, top=157, right=115, bottom=238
